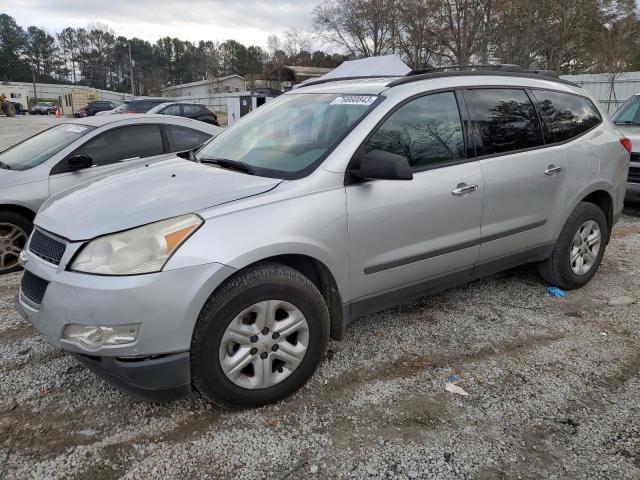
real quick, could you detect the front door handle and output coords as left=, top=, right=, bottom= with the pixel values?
left=452, top=183, right=479, bottom=196
left=545, top=165, right=563, bottom=175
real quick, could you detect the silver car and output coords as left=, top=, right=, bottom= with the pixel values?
left=0, top=115, right=221, bottom=273
left=611, top=93, right=640, bottom=202
left=17, top=69, right=629, bottom=407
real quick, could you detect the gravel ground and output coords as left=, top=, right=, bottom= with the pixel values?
left=1, top=116, right=639, bottom=479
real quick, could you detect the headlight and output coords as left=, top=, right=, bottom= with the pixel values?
left=71, top=214, right=202, bottom=275
left=63, top=324, right=140, bottom=349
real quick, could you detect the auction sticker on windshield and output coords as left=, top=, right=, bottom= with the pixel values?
left=330, top=96, right=378, bottom=106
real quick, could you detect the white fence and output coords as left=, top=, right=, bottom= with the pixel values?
left=561, top=72, right=640, bottom=114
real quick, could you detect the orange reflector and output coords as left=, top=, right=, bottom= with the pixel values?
left=164, top=226, right=196, bottom=252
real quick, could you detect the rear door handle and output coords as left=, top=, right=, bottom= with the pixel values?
left=452, top=183, right=479, bottom=196
left=545, top=165, right=563, bottom=175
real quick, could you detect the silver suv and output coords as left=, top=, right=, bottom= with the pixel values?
left=17, top=68, right=629, bottom=408
left=611, top=93, right=640, bottom=202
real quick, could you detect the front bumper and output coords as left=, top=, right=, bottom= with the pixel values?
left=74, top=352, right=191, bottom=402
left=17, top=248, right=236, bottom=400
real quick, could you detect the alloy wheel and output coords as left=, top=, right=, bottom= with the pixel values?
left=0, top=223, right=28, bottom=272
left=219, top=300, right=309, bottom=389
left=570, top=220, right=601, bottom=276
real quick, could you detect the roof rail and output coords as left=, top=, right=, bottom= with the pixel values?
left=408, top=64, right=523, bottom=75
left=387, top=67, right=573, bottom=88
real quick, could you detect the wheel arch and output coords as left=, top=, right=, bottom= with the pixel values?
left=560, top=184, right=616, bottom=243
left=0, top=204, right=36, bottom=222
left=580, top=189, right=614, bottom=242
left=202, top=253, right=347, bottom=341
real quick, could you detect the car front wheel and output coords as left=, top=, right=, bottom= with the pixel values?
left=190, top=262, right=329, bottom=408
left=0, top=212, right=32, bottom=274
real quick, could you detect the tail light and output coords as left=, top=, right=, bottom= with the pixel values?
left=620, top=137, right=632, bottom=154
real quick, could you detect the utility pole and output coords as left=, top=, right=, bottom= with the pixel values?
left=129, top=43, right=135, bottom=96
left=31, top=66, right=38, bottom=105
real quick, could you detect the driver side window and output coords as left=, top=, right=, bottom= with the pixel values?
left=365, top=92, right=464, bottom=170
left=70, top=125, right=164, bottom=167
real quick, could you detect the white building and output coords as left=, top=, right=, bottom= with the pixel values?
left=0, top=81, right=131, bottom=113
left=160, top=75, right=246, bottom=98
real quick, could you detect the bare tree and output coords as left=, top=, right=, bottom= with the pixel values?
left=312, top=0, right=396, bottom=57
left=434, top=0, right=493, bottom=66
left=394, top=0, right=443, bottom=68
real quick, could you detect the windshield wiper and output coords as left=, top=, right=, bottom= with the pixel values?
left=198, top=157, right=257, bottom=175
left=614, top=120, right=640, bottom=126
left=0, top=161, right=11, bottom=170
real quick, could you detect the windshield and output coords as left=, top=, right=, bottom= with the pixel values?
left=613, top=96, right=640, bottom=125
left=0, top=124, right=95, bottom=171
left=196, top=93, right=380, bottom=178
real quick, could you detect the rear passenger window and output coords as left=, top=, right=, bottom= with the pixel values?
left=466, top=89, right=544, bottom=156
left=365, top=92, right=464, bottom=170
left=165, top=125, right=212, bottom=151
left=531, top=90, right=602, bottom=142
left=163, top=105, right=181, bottom=115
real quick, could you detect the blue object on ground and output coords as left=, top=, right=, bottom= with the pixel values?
left=547, top=286, right=567, bottom=298
left=447, top=375, right=460, bottom=383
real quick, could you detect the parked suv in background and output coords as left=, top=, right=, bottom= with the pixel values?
left=119, top=98, right=168, bottom=113
left=612, top=93, right=640, bottom=202
left=147, top=102, right=219, bottom=125
left=18, top=67, right=628, bottom=408
left=75, top=100, right=121, bottom=117
left=30, top=102, right=57, bottom=115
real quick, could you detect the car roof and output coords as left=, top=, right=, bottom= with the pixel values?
left=64, top=113, right=209, bottom=128
left=291, top=72, right=589, bottom=99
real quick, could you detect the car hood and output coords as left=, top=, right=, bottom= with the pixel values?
left=36, top=158, right=282, bottom=240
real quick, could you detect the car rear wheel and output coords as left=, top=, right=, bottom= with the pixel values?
left=190, top=262, right=329, bottom=408
left=0, top=212, right=32, bottom=274
left=538, top=202, right=607, bottom=290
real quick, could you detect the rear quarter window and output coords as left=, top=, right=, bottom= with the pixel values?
left=531, top=90, right=602, bottom=143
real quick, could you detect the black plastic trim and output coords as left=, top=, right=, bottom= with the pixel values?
left=350, top=242, right=555, bottom=319
left=74, top=351, right=191, bottom=402
left=364, top=219, right=547, bottom=275
left=481, top=220, right=547, bottom=243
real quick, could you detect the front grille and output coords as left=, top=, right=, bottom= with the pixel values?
left=28, top=229, right=66, bottom=265
left=21, top=270, right=49, bottom=304
left=629, top=165, right=640, bottom=184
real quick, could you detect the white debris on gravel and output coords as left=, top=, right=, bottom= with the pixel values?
left=1, top=117, right=640, bottom=479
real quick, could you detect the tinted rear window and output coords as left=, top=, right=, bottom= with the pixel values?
left=466, top=89, right=544, bottom=156
left=531, top=90, right=602, bottom=142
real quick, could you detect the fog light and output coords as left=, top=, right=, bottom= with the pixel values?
left=62, top=324, right=140, bottom=349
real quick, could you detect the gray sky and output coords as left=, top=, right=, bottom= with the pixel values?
left=4, top=0, right=316, bottom=47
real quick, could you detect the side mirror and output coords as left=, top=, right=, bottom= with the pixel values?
left=67, top=154, right=94, bottom=171
left=350, top=149, right=413, bottom=181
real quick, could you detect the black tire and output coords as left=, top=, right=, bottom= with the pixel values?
left=538, top=202, right=608, bottom=290
left=0, top=212, right=32, bottom=274
left=190, top=262, right=330, bottom=408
